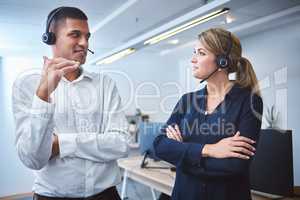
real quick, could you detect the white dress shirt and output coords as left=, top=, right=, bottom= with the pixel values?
left=12, top=68, right=131, bottom=198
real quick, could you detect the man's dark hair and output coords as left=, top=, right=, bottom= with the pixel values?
left=47, top=6, right=88, bottom=33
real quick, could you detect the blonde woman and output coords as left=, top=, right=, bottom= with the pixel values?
left=154, top=28, right=263, bottom=200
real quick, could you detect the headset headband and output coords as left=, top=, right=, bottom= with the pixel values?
left=225, top=32, right=232, bottom=57
left=45, top=7, right=64, bottom=33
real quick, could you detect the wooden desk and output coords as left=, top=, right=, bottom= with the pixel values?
left=118, top=156, right=300, bottom=200
left=118, top=156, right=175, bottom=199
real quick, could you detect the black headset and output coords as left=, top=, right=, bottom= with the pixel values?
left=216, top=31, right=232, bottom=69
left=200, top=31, right=233, bottom=83
left=41, top=7, right=95, bottom=54
left=42, top=7, right=64, bottom=45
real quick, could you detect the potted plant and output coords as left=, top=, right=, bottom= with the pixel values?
left=265, top=105, right=279, bottom=129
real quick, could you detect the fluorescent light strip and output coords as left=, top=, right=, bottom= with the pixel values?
left=96, top=48, right=136, bottom=65
left=148, top=11, right=227, bottom=45
left=144, top=8, right=229, bottom=45
left=95, top=8, right=229, bottom=65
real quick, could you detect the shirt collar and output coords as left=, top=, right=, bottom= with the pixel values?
left=61, top=67, right=93, bottom=83
left=80, top=67, right=93, bottom=80
left=202, top=82, right=243, bottom=99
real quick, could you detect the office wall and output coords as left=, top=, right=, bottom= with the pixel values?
left=0, top=57, right=43, bottom=196
left=242, top=21, right=300, bottom=186
left=86, top=50, right=181, bottom=122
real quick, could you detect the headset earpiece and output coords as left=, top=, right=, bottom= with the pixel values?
left=42, top=7, right=63, bottom=45
left=216, top=32, right=232, bottom=69
left=216, top=55, right=229, bottom=69
left=42, top=31, right=56, bottom=45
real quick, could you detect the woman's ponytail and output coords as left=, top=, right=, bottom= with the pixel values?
left=235, top=57, right=261, bottom=96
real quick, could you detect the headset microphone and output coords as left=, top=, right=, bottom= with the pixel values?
left=200, top=68, right=219, bottom=83
left=199, top=31, right=232, bottom=84
left=87, top=49, right=94, bottom=54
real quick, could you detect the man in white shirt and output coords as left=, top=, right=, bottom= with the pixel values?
left=12, top=6, right=130, bottom=200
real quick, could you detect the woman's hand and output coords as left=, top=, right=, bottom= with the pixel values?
left=202, top=131, right=256, bottom=160
left=166, top=124, right=183, bottom=142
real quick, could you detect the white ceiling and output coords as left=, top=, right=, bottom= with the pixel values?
left=0, top=0, right=300, bottom=64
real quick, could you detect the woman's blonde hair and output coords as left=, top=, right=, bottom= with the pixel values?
left=198, top=28, right=261, bottom=96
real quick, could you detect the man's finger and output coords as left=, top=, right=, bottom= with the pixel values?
left=51, top=57, right=74, bottom=64
left=54, top=60, right=79, bottom=70
left=43, top=56, right=49, bottom=63
left=46, top=57, right=78, bottom=66
left=60, top=65, right=79, bottom=75
left=43, top=56, right=51, bottom=69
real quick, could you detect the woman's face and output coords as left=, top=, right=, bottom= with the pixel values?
left=191, top=40, right=217, bottom=79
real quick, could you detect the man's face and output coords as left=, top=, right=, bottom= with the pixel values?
left=52, top=18, right=90, bottom=64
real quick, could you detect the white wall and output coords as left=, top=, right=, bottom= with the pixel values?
left=242, top=21, right=300, bottom=186
left=0, top=57, right=44, bottom=196
left=86, top=50, right=181, bottom=122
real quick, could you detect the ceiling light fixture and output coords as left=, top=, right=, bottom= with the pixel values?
left=96, top=48, right=136, bottom=65
left=225, top=12, right=236, bottom=24
left=144, top=8, right=229, bottom=46
left=167, top=39, right=179, bottom=45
